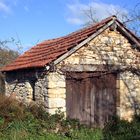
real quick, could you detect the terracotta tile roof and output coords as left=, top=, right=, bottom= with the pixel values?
left=1, top=15, right=139, bottom=72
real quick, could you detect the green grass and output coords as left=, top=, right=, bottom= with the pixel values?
left=0, top=117, right=103, bottom=140
left=0, top=120, right=103, bottom=140
left=0, top=95, right=139, bottom=140
left=0, top=95, right=103, bottom=140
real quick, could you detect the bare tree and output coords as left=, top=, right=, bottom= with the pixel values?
left=0, top=38, right=23, bottom=68
left=0, top=38, right=21, bottom=94
left=82, top=3, right=140, bottom=36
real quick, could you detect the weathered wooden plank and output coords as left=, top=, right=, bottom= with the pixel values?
left=66, top=72, right=117, bottom=127
left=115, top=21, right=140, bottom=49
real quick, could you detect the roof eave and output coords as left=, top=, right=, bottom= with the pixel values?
left=115, top=20, right=140, bottom=49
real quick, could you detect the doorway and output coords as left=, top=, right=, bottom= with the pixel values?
left=66, top=72, right=117, bottom=127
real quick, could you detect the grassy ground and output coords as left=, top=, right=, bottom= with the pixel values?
left=0, top=95, right=140, bottom=140
left=0, top=123, right=103, bottom=140
left=0, top=95, right=103, bottom=140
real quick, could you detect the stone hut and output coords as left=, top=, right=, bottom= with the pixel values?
left=1, top=16, right=140, bottom=126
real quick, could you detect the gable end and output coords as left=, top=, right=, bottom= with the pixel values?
left=53, top=19, right=115, bottom=65
left=53, top=19, right=140, bottom=66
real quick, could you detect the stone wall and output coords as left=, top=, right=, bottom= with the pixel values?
left=5, top=78, right=33, bottom=103
left=119, top=72, right=140, bottom=121
left=58, top=29, right=139, bottom=70
left=55, top=28, right=140, bottom=120
left=5, top=70, right=66, bottom=114
left=34, top=75, right=48, bottom=104
left=4, top=70, right=48, bottom=105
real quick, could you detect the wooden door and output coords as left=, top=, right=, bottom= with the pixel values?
left=66, top=72, right=117, bottom=127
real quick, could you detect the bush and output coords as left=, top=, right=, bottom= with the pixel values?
left=103, top=116, right=140, bottom=140
left=4, top=94, right=140, bottom=140
left=27, top=103, right=50, bottom=120
left=0, top=95, right=26, bottom=122
left=0, top=95, right=103, bottom=140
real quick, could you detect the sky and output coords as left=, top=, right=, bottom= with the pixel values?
left=0, top=0, right=139, bottom=52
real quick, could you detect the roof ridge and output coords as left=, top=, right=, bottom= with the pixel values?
left=37, top=15, right=115, bottom=46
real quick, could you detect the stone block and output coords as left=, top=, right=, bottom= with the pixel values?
left=120, top=109, right=134, bottom=122
left=80, top=58, right=95, bottom=64
left=48, top=81, right=65, bottom=88
left=48, top=88, right=66, bottom=94
left=102, top=47, right=113, bottom=51
left=48, top=98, right=66, bottom=108
left=66, top=57, right=80, bottom=64
left=47, top=93, right=66, bottom=98
left=47, top=72, right=65, bottom=82
left=100, top=37, right=109, bottom=42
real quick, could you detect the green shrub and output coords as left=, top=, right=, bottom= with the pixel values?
left=3, top=95, right=140, bottom=140
left=27, top=103, right=50, bottom=120
left=103, top=116, right=140, bottom=140
left=0, top=95, right=26, bottom=123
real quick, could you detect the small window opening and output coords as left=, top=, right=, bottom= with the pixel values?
left=30, top=79, right=37, bottom=101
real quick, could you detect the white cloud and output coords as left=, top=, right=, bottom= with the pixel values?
left=66, top=1, right=128, bottom=25
left=0, top=1, right=11, bottom=14
left=67, top=17, right=83, bottom=25
left=24, top=6, right=29, bottom=12
left=0, top=0, right=19, bottom=15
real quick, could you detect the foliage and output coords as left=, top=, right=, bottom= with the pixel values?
left=0, top=47, right=19, bottom=68
left=0, top=95, right=140, bottom=139
left=0, top=95, right=103, bottom=140
left=0, top=39, right=20, bottom=94
left=0, top=73, right=5, bottom=94
left=103, top=116, right=140, bottom=140
left=0, top=38, right=20, bottom=69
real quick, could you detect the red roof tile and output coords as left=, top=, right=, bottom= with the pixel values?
left=1, top=16, right=139, bottom=72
